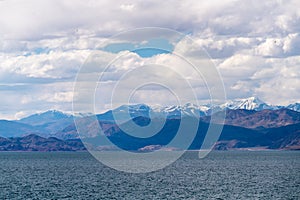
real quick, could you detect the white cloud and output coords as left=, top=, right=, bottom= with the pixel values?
left=120, top=4, right=135, bottom=12
left=0, top=0, right=298, bottom=41
left=0, top=50, right=90, bottom=79
left=1, top=0, right=300, bottom=118
left=39, top=91, right=74, bottom=103
left=218, top=54, right=264, bottom=77
left=254, top=34, right=300, bottom=57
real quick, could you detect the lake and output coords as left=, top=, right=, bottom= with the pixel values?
left=0, top=151, right=299, bottom=199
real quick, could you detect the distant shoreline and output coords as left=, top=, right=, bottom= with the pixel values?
left=0, top=149, right=298, bottom=153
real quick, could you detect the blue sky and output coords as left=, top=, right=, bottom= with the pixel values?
left=102, top=38, right=174, bottom=57
left=0, top=0, right=300, bottom=119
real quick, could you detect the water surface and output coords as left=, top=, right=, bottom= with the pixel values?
left=0, top=151, right=299, bottom=199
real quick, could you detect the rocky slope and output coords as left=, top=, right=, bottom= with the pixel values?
left=202, top=108, right=300, bottom=129
left=0, top=134, right=85, bottom=151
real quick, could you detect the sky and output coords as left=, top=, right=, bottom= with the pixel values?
left=0, top=0, right=300, bottom=119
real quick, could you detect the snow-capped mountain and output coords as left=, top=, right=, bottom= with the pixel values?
left=96, top=104, right=151, bottom=122
left=18, top=98, right=296, bottom=125
left=2, top=98, right=299, bottom=140
left=72, top=112, right=93, bottom=118
left=152, top=103, right=209, bottom=117
left=152, top=97, right=279, bottom=117
left=10, top=98, right=299, bottom=138
left=286, top=103, right=300, bottom=112
left=99, top=97, right=285, bottom=120
left=95, top=103, right=209, bottom=122
left=218, top=97, right=278, bottom=111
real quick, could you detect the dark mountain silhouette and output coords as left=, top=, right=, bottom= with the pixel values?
left=202, top=108, right=300, bottom=129
left=263, top=123, right=300, bottom=150
left=0, top=134, right=85, bottom=151
left=82, top=116, right=299, bottom=151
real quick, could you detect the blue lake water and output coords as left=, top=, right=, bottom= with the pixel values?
left=0, top=151, right=299, bottom=199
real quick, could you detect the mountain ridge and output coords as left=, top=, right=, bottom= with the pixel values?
left=1, top=97, right=300, bottom=139
left=7, top=97, right=299, bottom=122
left=0, top=97, right=299, bottom=151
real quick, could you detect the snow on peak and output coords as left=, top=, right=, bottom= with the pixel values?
left=97, top=97, right=292, bottom=120
left=287, top=103, right=300, bottom=112
left=220, top=97, right=273, bottom=111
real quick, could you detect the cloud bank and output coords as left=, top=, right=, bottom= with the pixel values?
left=0, top=0, right=299, bottom=119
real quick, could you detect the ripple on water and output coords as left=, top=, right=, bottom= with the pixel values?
left=0, top=151, right=299, bottom=200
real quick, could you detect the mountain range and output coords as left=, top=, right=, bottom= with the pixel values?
left=0, top=97, right=299, bottom=151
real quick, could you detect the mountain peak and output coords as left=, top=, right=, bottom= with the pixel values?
left=18, top=110, right=73, bottom=126
left=41, top=110, right=67, bottom=116
left=287, top=103, right=300, bottom=112
left=221, top=97, right=272, bottom=111
left=242, top=96, right=263, bottom=103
